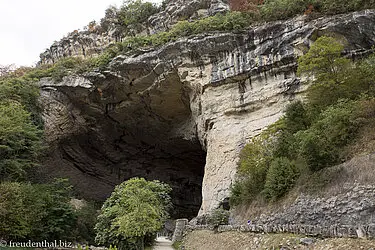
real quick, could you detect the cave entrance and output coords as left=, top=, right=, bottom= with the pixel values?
left=42, top=70, right=207, bottom=219
left=50, top=131, right=206, bottom=220
left=142, top=138, right=206, bottom=219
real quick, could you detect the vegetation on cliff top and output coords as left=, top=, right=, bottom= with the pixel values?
left=230, top=36, right=375, bottom=205
left=38, top=0, right=375, bottom=76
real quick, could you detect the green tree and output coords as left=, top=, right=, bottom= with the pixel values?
left=284, top=101, right=310, bottom=133
left=297, top=36, right=350, bottom=83
left=0, top=179, right=77, bottom=241
left=263, top=157, right=299, bottom=200
left=0, top=101, right=43, bottom=181
left=297, top=100, right=358, bottom=171
left=95, top=178, right=172, bottom=250
left=119, top=0, right=159, bottom=36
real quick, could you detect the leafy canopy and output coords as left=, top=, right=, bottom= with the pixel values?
left=0, top=179, right=77, bottom=241
left=297, top=36, right=350, bottom=82
left=95, top=178, right=172, bottom=250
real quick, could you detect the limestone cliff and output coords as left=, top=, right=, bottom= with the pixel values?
left=40, top=10, right=375, bottom=218
left=39, top=0, right=229, bottom=64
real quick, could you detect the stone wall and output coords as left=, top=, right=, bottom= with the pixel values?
left=252, top=183, right=375, bottom=227
left=181, top=224, right=373, bottom=239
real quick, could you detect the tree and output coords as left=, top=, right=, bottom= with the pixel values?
left=118, top=0, right=159, bottom=36
left=0, top=180, right=77, bottom=241
left=297, top=36, right=350, bottom=83
left=263, top=157, right=299, bottom=200
left=95, top=178, right=172, bottom=250
left=0, top=101, right=43, bottom=181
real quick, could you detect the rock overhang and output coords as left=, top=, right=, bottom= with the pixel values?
left=40, top=9, right=375, bottom=217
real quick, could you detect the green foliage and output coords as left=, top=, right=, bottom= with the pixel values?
left=232, top=37, right=375, bottom=206
left=230, top=121, right=287, bottom=206
left=95, top=178, right=172, bottom=250
left=307, top=52, right=375, bottom=112
left=263, top=157, right=299, bottom=200
left=119, top=0, right=159, bottom=36
left=0, top=70, right=43, bottom=126
left=260, top=0, right=311, bottom=21
left=297, top=36, right=350, bottom=83
left=318, top=0, right=375, bottom=15
left=0, top=101, right=43, bottom=181
left=283, top=101, right=310, bottom=133
left=0, top=179, right=77, bottom=241
left=206, top=208, right=230, bottom=227
left=297, top=100, right=359, bottom=171
left=0, top=66, right=45, bottom=181
left=74, top=201, right=100, bottom=245
left=259, top=0, right=375, bottom=21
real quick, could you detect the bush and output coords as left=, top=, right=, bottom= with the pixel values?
left=284, top=101, right=310, bottom=133
left=0, top=179, right=77, bottom=241
left=0, top=73, right=43, bottom=127
left=260, top=0, right=375, bottom=21
left=260, top=0, right=311, bottom=21
left=118, top=0, right=159, bottom=36
left=297, top=100, right=358, bottom=171
left=263, top=157, right=299, bottom=200
left=74, top=202, right=100, bottom=245
left=207, top=208, right=230, bottom=227
left=235, top=137, right=272, bottom=200
left=95, top=178, right=172, bottom=250
left=297, top=36, right=350, bottom=83
left=0, top=101, right=43, bottom=181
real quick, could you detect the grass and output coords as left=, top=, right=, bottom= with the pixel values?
left=172, top=240, right=182, bottom=250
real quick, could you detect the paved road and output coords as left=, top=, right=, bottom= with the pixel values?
left=152, top=236, right=174, bottom=250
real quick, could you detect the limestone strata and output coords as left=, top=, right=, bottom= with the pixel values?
left=149, top=0, right=229, bottom=34
left=40, top=10, right=375, bottom=217
left=39, top=0, right=229, bottom=65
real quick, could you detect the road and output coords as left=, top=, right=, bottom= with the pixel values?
left=152, top=236, right=174, bottom=250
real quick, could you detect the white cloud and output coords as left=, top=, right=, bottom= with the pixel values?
left=0, top=0, right=161, bottom=66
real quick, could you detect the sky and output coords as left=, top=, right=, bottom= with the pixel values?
left=0, top=0, right=161, bottom=67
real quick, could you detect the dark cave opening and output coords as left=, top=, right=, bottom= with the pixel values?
left=42, top=70, right=207, bottom=219
left=45, top=130, right=206, bottom=219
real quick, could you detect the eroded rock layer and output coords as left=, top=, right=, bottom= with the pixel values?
left=40, top=10, right=375, bottom=217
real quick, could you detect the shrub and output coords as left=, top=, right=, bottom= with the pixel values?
left=283, top=101, right=310, bottom=133
left=0, top=101, right=43, bottom=181
left=0, top=73, right=42, bottom=127
left=297, top=100, right=358, bottom=171
left=260, top=0, right=312, bottom=21
left=297, top=36, right=350, bottom=83
left=207, top=208, right=230, bottom=227
left=95, top=178, right=172, bottom=250
left=263, top=157, right=299, bottom=200
left=236, top=137, right=271, bottom=198
left=118, top=0, right=159, bottom=36
left=0, top=180, right=77, bottom=241
left=74, top=202, right=100, bottom=245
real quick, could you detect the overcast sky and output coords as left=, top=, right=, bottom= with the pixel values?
left=0, top=0, right=161, bottom=67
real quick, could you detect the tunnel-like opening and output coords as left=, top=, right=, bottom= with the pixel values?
left=42, top=71, right=206, bottom=219
left=45, top=127, right=206, bottom=219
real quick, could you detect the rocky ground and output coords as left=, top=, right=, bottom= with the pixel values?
left=181, top=230, right=375, bottom=250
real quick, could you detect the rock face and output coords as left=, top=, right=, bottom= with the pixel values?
left=40, top=10, right=375, bottom=217
left=149, top=0, right=229, bottom=34
left=39, top=0, right=229, bottom=65
left=39, top=30, right=121, bottom=65
left=255, top=184, right=375, bottom=226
